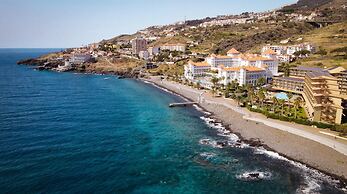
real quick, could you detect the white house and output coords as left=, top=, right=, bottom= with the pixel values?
left=147, top=46, right=160, bottom=56
left=184, top=61, right=211, bottom=80
left=160, top=43, right=186, bottom=52
left=139, top=51, right=150, bottom=60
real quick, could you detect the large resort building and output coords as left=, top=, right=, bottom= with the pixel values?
left=272, top=66, right=347, bottom=124
left=184, top=61, right=211, bottom=80
left=218, top=65, right=267, bottom=86
left=186, top=48, right=279, bottom=86
left=289, top=66, right=325, bottom=78
left=272, top=77, right=304, bottom=94
left=303, top=71, right=346, bottom=124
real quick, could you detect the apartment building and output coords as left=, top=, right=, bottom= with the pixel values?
left=262, top=43, right=315, bottom=56
left=337, top=70, right=347, bottom=95
left=290, top=66, right=325, bottom=78
left=327, top=66, right=347, bottom=95
left=272, top=77, right=305, bottom=94
left=262, top=43, right=315, bottom=62
left=160, top=43, right=186, bottom=52
left=70, top=54, right=92, bottom=64
left=147, top=46, right=160, bottom=56
left=302, top=71, right=346, bottom=124
left=131, top=38, right=147, bottom=55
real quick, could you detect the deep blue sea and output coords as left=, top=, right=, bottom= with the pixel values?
left=0, top=49, right=345, bottom=194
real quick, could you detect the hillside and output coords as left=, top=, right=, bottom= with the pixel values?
left=291, top=21, right=347, bottom=68
left=71, top=0, right=346, bottom=76
left=282, top=0, right=334, bottom=10
left=281, top=0, right=347, bottom=21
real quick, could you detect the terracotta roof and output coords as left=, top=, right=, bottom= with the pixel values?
left=220, top=65, right=265, bottom=72
left=223, top=67, right=241, bottom=72
left=227, top=48, right=240, bottom=54
left=244, top=66, right=265, bottom=72
left=242, top=54, right=274, bottom=61
left=262, top=49, right=276, bottom=55
left=189, top=61, right=210, bottom=67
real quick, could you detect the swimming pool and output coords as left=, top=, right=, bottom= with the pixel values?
left=275, top=92, right=289, bottom=100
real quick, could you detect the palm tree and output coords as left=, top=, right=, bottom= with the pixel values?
left=287, top=92, right=293, bottom=110
left=294, top=97, right=303, bottom=119
left=257, top=77, right=266, bottom=87
left=279, top=63, right=292, bottom=77
left=271, top=96, right=278, bottom=112
left=211, top=77, right=220, bottom=96
left=230, top=80, right=238, bottom=92
left=224, top=82, right=232, bottom=98
left=236, top=95, right=243, bottom=106
left=247, top=88, right=256, bottom=106
left=278, top=99, right=285, bottom=116
left=258, top=90, right=266, bottom=109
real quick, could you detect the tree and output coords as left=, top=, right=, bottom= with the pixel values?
left=271, top=96, right=278, bottom=112
left=293, top=50, right=310, bottom=57
left=258, top=90, right=266, bottom=108
left=279, top=63, right=295, bottom=77
left=224, top=82, right=232, bottom=98
left=211, top=77, right=220, bottom=96
left=331, top=46, right=347, bottom=56
left=315, top=47, right=327, bottom=56
left=294, top=97, right=303, bottom=119
left=257, top=77, right=266, bottom=87
left=230, top=80, right=238, bottom=92
left=287, top=93, right=293, bottom=109
left=278, top=99, right=285, bottom=116
left=247, top=87, right=256, bottom=106
left=236, top=95, right=243, bottom=106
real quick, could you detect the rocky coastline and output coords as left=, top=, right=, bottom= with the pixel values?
left=142, top=77, right=347, bottom=190
left=17, top=57, right=140, bottom=78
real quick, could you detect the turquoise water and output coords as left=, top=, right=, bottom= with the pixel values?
left=0, top=49, right=345, bottom=193
left=275, top=92, right=289, bottom=100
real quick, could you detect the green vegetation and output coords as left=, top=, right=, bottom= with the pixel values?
left=293, top=22, right=347, bottom=68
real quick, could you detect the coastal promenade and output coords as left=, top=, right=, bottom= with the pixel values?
left=150, top=77, right=347, bottom=155
left=146, top=76, right=347, bottom=178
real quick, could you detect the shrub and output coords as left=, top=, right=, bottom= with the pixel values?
left=247, top=107, right=335, bottom=129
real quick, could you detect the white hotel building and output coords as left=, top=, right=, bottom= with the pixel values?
left=184, top=61, right=211, bottom=80
left=218, top=65, right=267, bottom=86
left=184, top=48, right=279, bottom=86
left=160, top=43, right=186, bottom=52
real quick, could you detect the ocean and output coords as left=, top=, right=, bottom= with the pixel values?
left=0, top=49, right=345, bottom=193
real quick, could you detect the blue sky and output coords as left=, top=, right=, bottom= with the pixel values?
left=0, top=0, right=296, bottom=48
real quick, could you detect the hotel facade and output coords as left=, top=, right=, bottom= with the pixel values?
left=184, top=61, right=211, bottom=80
left=272, top=66, right=347, bottom=124
left=272, top=77, right=305, bottom=94
left=303, top=71, right=346, bottom=124
left=185, top=48, right=279, bottom=87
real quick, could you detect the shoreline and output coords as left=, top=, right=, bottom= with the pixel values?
left=16, top=62, right=347, bottom=189
left=140, top=77, right=347, bottom=188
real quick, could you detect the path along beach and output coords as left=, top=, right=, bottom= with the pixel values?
left=144, top=76, right=347, bottom=180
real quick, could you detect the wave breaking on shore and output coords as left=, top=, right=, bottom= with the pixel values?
left=142, top=79, right=347, bottom=193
